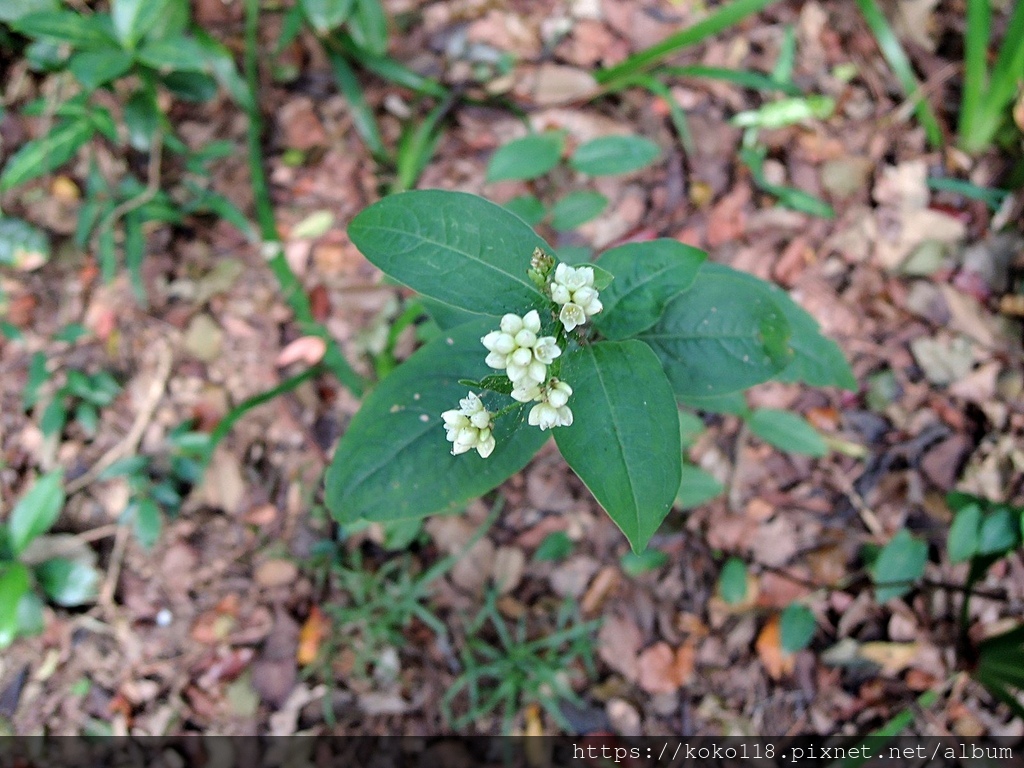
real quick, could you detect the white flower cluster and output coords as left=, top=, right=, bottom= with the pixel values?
left=550, top=264, right=603, bottom=332
left=441, top=258, right=603, bottom=457
left=441, top=392, right=495, bottom=458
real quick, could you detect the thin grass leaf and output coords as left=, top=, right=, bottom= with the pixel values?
left=329, top=32, right=447, bottom=97
left=854, top=0, right=943, bottom=148
left=633, top=75, right=694, bottom=153
left=596, top=0, right=779, bottom=86
left=771, top=25, right=796, bottom=85
left=927, top=176, right=1009, bottom=210
left=325, top=47, right=388, bottom=161
left=959, top=0, right=990, bottom=146
left=659, top=64, right=802, bottom=95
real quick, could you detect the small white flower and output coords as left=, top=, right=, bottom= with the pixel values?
left=526, top=379, right=573, bottom=430
left=482, top=309, right=561, bottom=385
left=442, top=392, right=495, bottom=458
left=550, top=263, right=603, bottom=331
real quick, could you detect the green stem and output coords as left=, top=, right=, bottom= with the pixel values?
left=243, top=0, right=367, bottom=396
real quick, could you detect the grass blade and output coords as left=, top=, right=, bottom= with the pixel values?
left=660, top=64, right=803, bottom=95
left=959, top=0, right=990, bottom=147
left=631, top=74, right=694, bottom=154
left=596, top=0, right=780, bottom=86
left=324, top=46, right=389, bottom=161
left=855, top=0, right=943, bottom=148
left=329, top=31, right=447, bottom=97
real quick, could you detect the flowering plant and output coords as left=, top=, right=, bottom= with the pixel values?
left=325, top=191, right=853, bottom=552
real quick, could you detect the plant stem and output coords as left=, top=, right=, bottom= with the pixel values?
left=243, top=0, right=367, bottom=396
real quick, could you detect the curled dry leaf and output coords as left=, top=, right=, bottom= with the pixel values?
left=636, top=641, right=695, bottom=694
left=755, top=616, right=795, bottom=680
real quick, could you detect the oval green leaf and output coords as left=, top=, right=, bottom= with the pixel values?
left=871, top=529, right=927, bottom=603
left=300, top=0, right=355, bottom=33
left=324, top=318, right=548, bottom=525
left=718, top=556, right=747, bottom=604
left=68, top=49, right=135, bottom=90
left=638, top=266, right=792, bottom=397
left=0, top=216, right=50, bottom=270
left=595, top=239, right=706, bottom=340
left=9, top=470, right=65, bottom=556
left=570, top=135, right=660, bottom=176
left=554, top=340, right=681, bottom=553
left=747, top=408, right=827, bottom=457
left=11, top=10, right=115, bottom=48
left=550, top=190, right=607, bottom=231
left=486, top=132, right=565, bottom=183
left=0, top=119, right=95, bottom=192
left=348, top=190, right=550, bottom=315
left=947, top=502, right=980, bottom=563
left=112, top=0, right=169, bottom=48
left=36, top=556, right=100, bottom=607
left=0, top=563, right=31, bottom=648
left=504, top=194, right=547, bottom=226
left=780, top=603, right=817, bottom=653
left=676, top=462, right=724, bottom=509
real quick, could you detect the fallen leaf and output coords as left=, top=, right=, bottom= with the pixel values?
left=859, top=641, right=921, bottom=674
left=637, top=642, right=695, bottom=694
left=755, top=616, right=795, bottom=680
left=598, top=614, right=642, bottom=682
left=255, top=558, right=299, bottom=588
left=276, top=335, right=327, bottom=367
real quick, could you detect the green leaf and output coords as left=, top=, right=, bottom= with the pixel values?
left=677, top=411, right=705, bottom=449
left=112, top=0, right=169, bottom=48
left=554, top=341, right=681, bottom=553
left=130, top=498, right=162, bottom=549
left=747, top=408, right=827, bottom=457
left=9, top=470, right=65, bottom=556
left=124, top=87, right=161, bottom=151
left=22, top=352, right=48, bottom=410
left=348, top=190, right=550, bottom=315
left=160, top=71, right=218, bottom=101
left=569, top=135, right=660, bottom=176
left=780, top=603, right=817, bottom=653
left=638, top=266, right=792, bottom=397
left=504, top=195, right=546, bottom=226
left=594, top=239, right=706, bottom=340
left=0, top=563, right=31, bottom=648
left=534, top=531, right=573, bottom=562
left=193, top=29, right=253, bottom=109
left=0, top=216, right=50, bottom=270
left=871, top=529, right=927, bottom=602
left=718, top=556, right=747, bottom=604
left=11, top=10, right=115, bottom=48
left=947, top=502, right=981, bottom=563
left=978, top=507, right=1021, bottom=556
left=348, top=0, right=388, bottom=56
left=621, top=548, right=669, bottom=575
left=550, top=191, right=607, bottom=231
left=40, top=399, right=68, bottom=436
left=137, top=35, right=211, bottom=73
left=0, top=119, right=95, bottom=192
left=0, top=0, right=58, bottom=23
left=300, top=0, right=355, bottom=33
left=67, top=49, right=134, bottom=90
left=16, top=592, right=45, bottom=638
left=679, top=390, right=750, bottom=415
left=675, top=463, right=724, bottom=509
left=324, top=318, right=548, bottom=525
left=35, top=557, right=100, bottom=607
left=486, top=132, right=565, bottom=183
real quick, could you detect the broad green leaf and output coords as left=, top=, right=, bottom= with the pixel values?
left=124, top=87, right=161, bottom=151
left=718, top=557, right=747, bottom=604
left=504, top=195, right=546, bottom=226
left=16, top=592, right=45, bottom=638
left=550, top=190, right=607, bottom=231
left=193, top=29, right=253, bottom=109
left=678, top=390, right=750, bottom=415
left=348, top=190, right=550, bottom=315
left=11, top=10, right=115, bottom=48
left=554, top=341, right=681, bottom=552
left=703, top=264, right=855, bottom=389
left=675, top=463, right=723, bottom=509
left=570, top=135, right=660, bottom=176
left=130, top=497, right=162, bottom=549
left=324, top=319, right=548, bottom=525
left=595, top=239, right=706, bottom=340
left=23, top=352, right=48, bottom=410
left=112, top=0, right=169, bottom=48
left=420, top=296, right=486, bottom=331
left=41, top=399, right=68, bottom=436
left=533, top=531, right=573, bottom=562
left=557, top=245, right=592, bottom=263
left=160, top=71, right=218, bottom=102
left=486, top=132, right=565, bottom=182
left=621, top=548, right=669, bottom=575
left=677, top=410, right=705, bottom=448
left=137, top=35, right=211, bottom=73
left=780, top=603, right=817, bottom=653
left=36, top=557, right=100, bottom=606
left=300, top=0, right=354, bottom=33
left=0, top=563, right=31, bottom=648
left=638, top=266, right=792, bottom=397
left=747, top=408, right=827, bottom=457
left=0, top=119, right=95, bottom=192
left=67, top=49, right=134, bottom=90
left=0, top=0, right=58, bottom=23
left=947, top=502, right=981, bottom=563
left=871, top=529, right=927, bottom=602
left=0, top=216, right=50, bottom=270
left=978, top=507, right=1021, bottom=556
left=348, top=0, right=388, bottom=56
left=9, top=470, right=65, bottom=556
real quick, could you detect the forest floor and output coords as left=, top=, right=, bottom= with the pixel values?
left=1, top=0, right=1024, bottom=737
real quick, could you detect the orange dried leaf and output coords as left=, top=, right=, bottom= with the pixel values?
left=297, top=606, right=329, bottom=666
left=756, top=616, right=795, bottom=680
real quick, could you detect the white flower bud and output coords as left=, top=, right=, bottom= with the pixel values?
left=550, top=284, right=571, bottom=304
left=550, top=263, right=602, bottom=331
left=522, top=310, right=541, bottom=333
left=511, top=382, right=542, bottom=402
left=527, top=359, right=547, bottom=384
left=511, top=347, right=533, bottom=367
left=547, top=380, right=572, bottom=408
left=514, top=329, right=537, bottom=348
left=500, top=313, right=523, bottom=334
left=572, top=286, right=597, bottom=307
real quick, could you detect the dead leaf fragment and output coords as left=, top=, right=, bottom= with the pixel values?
left=276, top=336, right=327, bottom=367
left=637, top=642, right=695, bottom=694
left=859, top=641, right=920, bottom=674
left=756, top=616, right=795, bottom=680
left=598, top=614, right=642, bottom=682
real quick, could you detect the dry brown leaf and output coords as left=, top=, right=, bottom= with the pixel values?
left=636, top=642, right=695, bottom=694
left=598, top=614, right=642, bottom=682
left=755, top=616, right=795, bottom=680
left=859, top=641, right=921, bottom=674
left=297, top=606, right=328, bottom=666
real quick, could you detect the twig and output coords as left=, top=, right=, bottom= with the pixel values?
left=831, top=469, right=886, bottom=538
left=67, top=338, right=173, bottom=494
left=99, top=523, right=129, bottom=608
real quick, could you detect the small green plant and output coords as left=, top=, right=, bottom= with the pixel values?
left=857, top=0, right=1024, bottom=154
left=443, top=589, right=598, bottom=731
left=23, top=356, right=121, bottom=439
left=489, top=131, right=661, bottom=236
left=0, top=470, right=101, bottom=648
left=1, top=0, right=249, bottom=298
left=325, top=191, right=853, bottom=554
